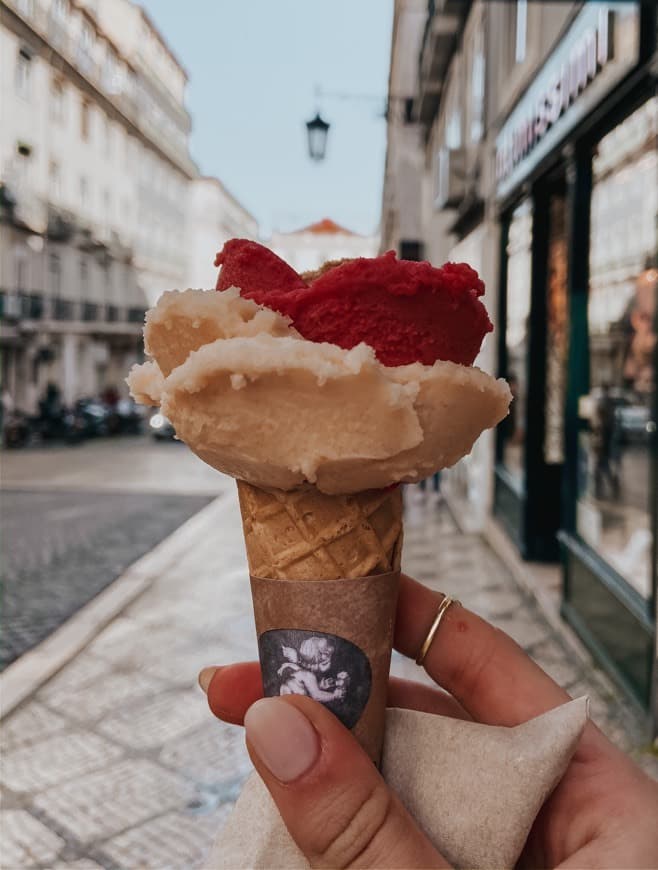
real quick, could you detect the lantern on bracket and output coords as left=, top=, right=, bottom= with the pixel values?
left=305, top=112, right=330, bottom=162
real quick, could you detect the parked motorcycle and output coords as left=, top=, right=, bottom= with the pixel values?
left=113, top=397, right=144, bottom=435
left=8, top=384, right=144, bottom=447
left=65, top=398, right=110, bottom=443
left=2, top=409, right=31, bottom=448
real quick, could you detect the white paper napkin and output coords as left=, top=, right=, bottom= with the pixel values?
left=208, top=697, right=588, bottom=869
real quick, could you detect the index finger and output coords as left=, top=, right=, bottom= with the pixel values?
left=394, top=574, right=571, bottom=726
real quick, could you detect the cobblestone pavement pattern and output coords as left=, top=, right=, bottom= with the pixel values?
left=1, top=482, right=656, bottom=869
left=1, top=438, right=224, bottom=670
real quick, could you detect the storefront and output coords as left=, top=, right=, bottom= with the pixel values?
left=493, top=1, right=657, bottom=710
left=446, top=223, right=496, bottom=532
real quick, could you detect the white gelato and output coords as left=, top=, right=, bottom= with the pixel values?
left=128, top=288, right=511, bottom=494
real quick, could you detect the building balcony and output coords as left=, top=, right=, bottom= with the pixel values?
left=75, top=46, right=100, bottom=82
left=0, top=291, right=44, bottom=320
left=8, top=0, right=37, bottom=22
left=135, top=63, right=192, bottom=133
left=416, top=0, right=467, bottom=125
left=5, top=0, right=195, bottom=177
left=52, top=298, right=75, bottom=320
left=0, top=292, right=145, bottom=333
left=47, top=13, right=69, bottom=54
left=127, top=307, right=145, bottom=324
left=82, top=302, right=98, bottom=321
left=0, top=179, right=48, bottom=234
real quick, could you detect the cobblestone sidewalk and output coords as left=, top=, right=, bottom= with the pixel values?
left=1, top=490, right=213, bottom=669
left=1, top=489, right=655, bottom=869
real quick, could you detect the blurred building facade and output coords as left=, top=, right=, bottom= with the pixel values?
left=187, top=177, right=258, bottom=289
left=269, top=218, right=379, bottom=275
left=383, top=0, right=658, bottom=719
left=0, top=0, right=256, bottom=411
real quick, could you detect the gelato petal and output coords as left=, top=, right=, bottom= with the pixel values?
left=127, top=289, right=511, bottom=494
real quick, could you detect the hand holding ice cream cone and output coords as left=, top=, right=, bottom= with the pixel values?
left=128, top=240, right=511, bottom=762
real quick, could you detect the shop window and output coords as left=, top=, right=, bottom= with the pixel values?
left=514, top=0, right=528, bottom=64
left=500, top=199, right=532, bottom=484
left=49, top=252, right=61, bottom=298
left=469, top=24, right=485, bottom=144
left=399, top=240, right=424, bottom=261
left=104, top=261, right=112, bottom=297
left=79, top=176, right=88, bottom=211
left=15, top=48, right=32, bottom=100
left=445, top=111, right=461, bottom=150
left=103, top=189, right=111, bottom=228
left=81, top=99, right=91, bottom=141
left=49, top=160, right=62, bottom=202
left=104, top=116, right=112, bottom=158
left=577, top=99, right=658, bottom=599
left=80, top=255, right=89, bottom=295
left=544, top=191, right=569, bottom=465
left=14, top=248, right=28, bottom=292
left=50, top=78, right=65, bottom=122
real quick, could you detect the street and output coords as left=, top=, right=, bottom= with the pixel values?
left=1, top=437, right=229, bottom=669
left=0, top=443, right=656, bottom=867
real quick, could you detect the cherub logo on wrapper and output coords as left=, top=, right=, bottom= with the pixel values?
left=258, top=629, right=372, bottom=730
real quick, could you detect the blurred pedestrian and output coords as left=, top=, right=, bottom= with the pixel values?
left=1, top=387, right=14, bottom=431
left=592, top=383, right=620, bottom=500
left=419, top=471, right=441, bottom=503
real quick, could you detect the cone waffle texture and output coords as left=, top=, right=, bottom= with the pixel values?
left=237, top=481, right=403, bottom=580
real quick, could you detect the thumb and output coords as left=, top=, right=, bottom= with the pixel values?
left=244, top=696, right=449, bottom=869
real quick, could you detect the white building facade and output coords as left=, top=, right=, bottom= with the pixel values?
left=0, top=0, right=256, bottom=412
left=380, top=0, right=431, bottom=263
left=187, top=176, right=258, bottom=290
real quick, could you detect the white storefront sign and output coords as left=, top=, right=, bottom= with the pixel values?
left=496, top=2, right=640, bottom=199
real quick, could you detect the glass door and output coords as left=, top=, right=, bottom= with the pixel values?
left=577, top=99, right=658, bottom=603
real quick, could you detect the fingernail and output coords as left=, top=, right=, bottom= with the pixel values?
left=198, top=666, right=219, bottom=693
left=245, top=698, right=319, bottom=782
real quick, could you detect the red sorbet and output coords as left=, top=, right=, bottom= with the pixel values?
left=214, top=240, right=492, bottom=367
left=215, top=239, right=306, bottom=295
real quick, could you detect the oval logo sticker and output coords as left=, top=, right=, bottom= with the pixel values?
left=258, top=629, right=372, bottom=730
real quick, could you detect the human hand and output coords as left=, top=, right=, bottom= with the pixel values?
left=199, top=574, right=658, bottom=869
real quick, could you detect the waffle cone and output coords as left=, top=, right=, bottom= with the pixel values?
left=236, top=480, right=403, bottom=580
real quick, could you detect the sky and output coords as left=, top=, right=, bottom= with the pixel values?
left=140, top=1, right=393, bottom=238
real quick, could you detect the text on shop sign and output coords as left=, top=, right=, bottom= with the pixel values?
left=496, top=8, right=612, bottom=184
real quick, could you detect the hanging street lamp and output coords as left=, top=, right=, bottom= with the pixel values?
left=305, top=112, right=330, bottom=162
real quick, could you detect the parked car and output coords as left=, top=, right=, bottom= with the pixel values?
left=149, top=411, right=176, bottom=440
left=615, top=404, right=654, bottom=444
left=106, top=397, right=144, bottom=435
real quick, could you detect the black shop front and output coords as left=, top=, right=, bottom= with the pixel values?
left=493, top=1, right=657, bottom=713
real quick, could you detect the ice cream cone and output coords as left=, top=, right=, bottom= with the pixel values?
left=237, top=480, right=403, bottom=763
left=236, top=480, right=402, bottom=581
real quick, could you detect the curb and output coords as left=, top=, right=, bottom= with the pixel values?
left=0, top=496, right=224, bottom=720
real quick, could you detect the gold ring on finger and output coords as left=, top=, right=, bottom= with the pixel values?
left=415, top=596, right=461, bottom=667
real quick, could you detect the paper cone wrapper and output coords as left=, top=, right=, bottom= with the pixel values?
left=237, top=481, right=403, bottom=763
